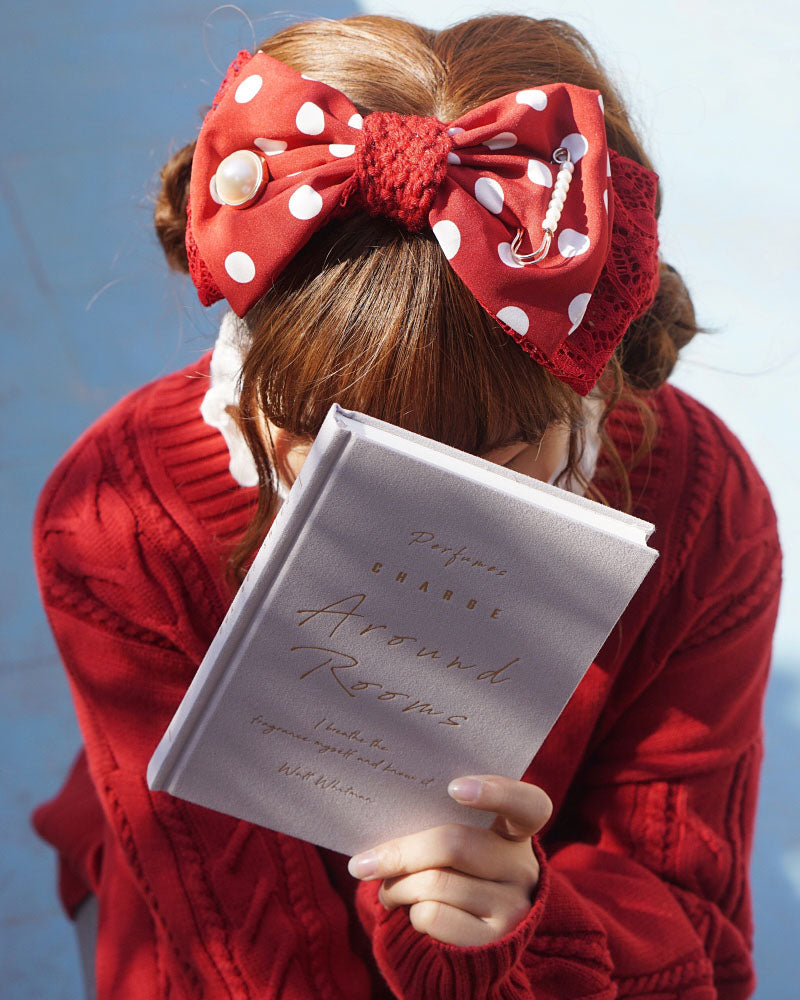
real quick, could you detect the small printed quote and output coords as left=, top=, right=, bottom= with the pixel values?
left=250, top=714, right=437, bottom=805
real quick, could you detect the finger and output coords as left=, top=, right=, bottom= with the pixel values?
left=379, top=867, right=513, bottom=918
left=447, top=775, right=552, bottom=840
left=348, top=823, right=533, bottom=884
left=407, top=899, right=508, bottom=947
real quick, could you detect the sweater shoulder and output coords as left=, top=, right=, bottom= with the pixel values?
left=626, top=382, right=781, bottom=641
left=36, top=354, right=216, bottom=509
left=656, top=382, right=778, bottom=545
left=35, top=354, right=216, bottom=542
left=33, top=355, right=252, bottom=654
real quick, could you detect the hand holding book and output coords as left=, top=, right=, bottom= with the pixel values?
left=148, top=404, right=657, bottom=858
left=349, top=773, right=553, bottom=946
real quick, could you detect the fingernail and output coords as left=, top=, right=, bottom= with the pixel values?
left=348, top=850, right=378, bottom=879
left=448, top=777, right=483, bottom=803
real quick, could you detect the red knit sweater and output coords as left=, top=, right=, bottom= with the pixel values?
left=32, top=354, right=781, bottom=999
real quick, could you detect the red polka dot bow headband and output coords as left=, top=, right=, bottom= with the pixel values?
left=186, top=50, right=660, bottom=395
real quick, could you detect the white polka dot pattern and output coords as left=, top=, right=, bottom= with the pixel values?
left=288, top=185, right=323, bottom=220
left=254, top=138, right=287, bottom=156
left=475, top=177, right=504, bottom=214
left=225, top=251, right=256, bottom=283
left=497, top=243, right=523, bottom=269
left=483, top=132, right=517, bottom=150
left=561, top=133, right=588, bottom=163
left=234, top=75, right=262, bottom=104
left=558, top=229, right=591, bottom=258
left=432, top=220, right=461, bottom=260
left=497, top=306, right=529, bottom=336
left=193, top=55, right=625, bottom=389
left=516, top=90, right=548, bottom=110
left=296, top=102, right=325, bottom=136
left=527, top=159, right=552, bottom=187
left=568, top=293, right=592, bottom=334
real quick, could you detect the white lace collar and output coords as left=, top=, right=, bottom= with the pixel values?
left=201, top=312, right=603, bottom=497
left=200, top=312, right=261, bottom=488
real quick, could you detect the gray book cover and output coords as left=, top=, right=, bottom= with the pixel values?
left=148, top=404, right=658, bottom=856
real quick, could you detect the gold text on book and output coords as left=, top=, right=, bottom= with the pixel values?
left=296, top=593, right=515, bottom=680
left=371, top=562, right=503, bottom=619
left=406, top=530, right=508, bottom=577
left=291, top=645, right=469, bottom=727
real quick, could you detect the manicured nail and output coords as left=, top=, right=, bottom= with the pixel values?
left=448, top=777, right=483, bottom=803
left=348, top=850, right=378, bottom=879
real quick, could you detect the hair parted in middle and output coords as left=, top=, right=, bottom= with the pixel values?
left=154, top=14, right=700, bottom=580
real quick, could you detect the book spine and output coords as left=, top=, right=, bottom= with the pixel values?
left=146, top=407, right=352, bottom=792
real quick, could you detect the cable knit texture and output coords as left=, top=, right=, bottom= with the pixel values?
left=350, top=111, right=452, bottom=231
left=32, top=354, right=781, bottom=999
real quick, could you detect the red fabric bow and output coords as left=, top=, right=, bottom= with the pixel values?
left=187, top=50, right=660, bottom=395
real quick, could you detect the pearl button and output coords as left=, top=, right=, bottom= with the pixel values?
left=214, top=149, right=266, bottom=207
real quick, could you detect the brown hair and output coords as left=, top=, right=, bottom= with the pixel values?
left=154, top=14, right=699, bottom=580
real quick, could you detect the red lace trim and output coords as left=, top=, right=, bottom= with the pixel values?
left=509, top=150, right=660, bottom=394
left=184, top=50, right=255, bottom=308
left=186, top=198, right=223, bottom=307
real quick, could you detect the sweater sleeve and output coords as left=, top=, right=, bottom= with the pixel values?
left=355, top=436, right=782, bottom=999
left=34, top=422, right=373, bottom=1000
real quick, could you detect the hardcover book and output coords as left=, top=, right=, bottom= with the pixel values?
left=148, top=404, right=658, bottom=856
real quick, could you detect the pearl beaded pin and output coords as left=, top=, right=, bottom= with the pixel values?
left=511, top=147, right=574, bottom=266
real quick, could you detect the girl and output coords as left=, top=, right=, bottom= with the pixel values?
left=32, top=13, right=781, bottom=1000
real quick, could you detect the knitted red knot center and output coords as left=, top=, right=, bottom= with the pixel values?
left=354, top=112, right=452, bottom=231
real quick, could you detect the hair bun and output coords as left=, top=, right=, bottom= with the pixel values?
left=154, top=140, right=195, bottom=274
left=619, top=262, right=699, bottom=391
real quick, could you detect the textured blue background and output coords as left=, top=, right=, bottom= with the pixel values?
left=1, top=2, right=797, bottom=997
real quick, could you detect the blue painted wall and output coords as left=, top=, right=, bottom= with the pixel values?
left=0, top=3, right=357, bottom=996
left=2, top=2, right=797, bottom=997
